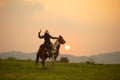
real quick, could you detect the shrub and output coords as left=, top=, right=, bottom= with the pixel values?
left=60, top=56, right=69, bottom=63
left=85, top=58, right=95, bottom=64
left=6, top=56, right=16, bottom=60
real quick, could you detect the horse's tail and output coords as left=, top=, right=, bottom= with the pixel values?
left=35, top=54, right=39, bottom=66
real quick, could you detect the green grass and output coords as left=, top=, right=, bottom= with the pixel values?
left=0, top=60, right=120, bottom=80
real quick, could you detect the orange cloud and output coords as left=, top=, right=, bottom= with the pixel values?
left=21, top=0, right=44, bottom=4
left=0, top=0, right=5, bottom=7
left=22, top=0, right=34, bottom=2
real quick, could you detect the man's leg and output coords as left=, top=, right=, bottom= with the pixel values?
left=47, top=49, right=51, bottom=59
left=48, top=43, right=53, bottom=57
left=46, top=43, right=52, bottom=58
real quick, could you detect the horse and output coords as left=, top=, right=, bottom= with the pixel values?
left=35, top=35, right=65, bottom=69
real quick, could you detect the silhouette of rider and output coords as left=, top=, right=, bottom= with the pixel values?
left=38, top=29, right=59, bottom=57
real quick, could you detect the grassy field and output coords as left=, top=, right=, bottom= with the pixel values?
left=0, top=60, right=120, bottom=80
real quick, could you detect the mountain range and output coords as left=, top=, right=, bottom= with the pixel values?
left=0, top=51, right=120, bottom=64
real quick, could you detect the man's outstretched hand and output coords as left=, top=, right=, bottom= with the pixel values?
left=38, top=29, right=42, bottom=36
left=40, top=29, right=42, bottom=33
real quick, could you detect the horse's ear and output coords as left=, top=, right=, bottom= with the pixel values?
left=59, top=35, right=63, bottom=39
left=59, top=35, right=62, bottom=38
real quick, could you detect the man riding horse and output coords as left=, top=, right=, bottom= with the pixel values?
left=38, top=29, right=59, bottom=58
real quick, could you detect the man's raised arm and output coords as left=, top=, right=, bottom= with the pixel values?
left=38, top=29, right=44, bottom=38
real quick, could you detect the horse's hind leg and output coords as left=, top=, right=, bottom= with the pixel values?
left=41, top=58, right=47, bottom=69
left=35, top=55, right=39, bottom=66
left=41, top=60, right=46, bottom=68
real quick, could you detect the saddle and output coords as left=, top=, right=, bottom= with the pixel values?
left=40, top=43, right=52, bottom=58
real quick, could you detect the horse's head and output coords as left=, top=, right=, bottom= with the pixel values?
left=58, top=35, right=66, bottom=44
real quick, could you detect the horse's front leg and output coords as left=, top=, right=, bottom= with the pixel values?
left=51, top=54, right=55, bottom=70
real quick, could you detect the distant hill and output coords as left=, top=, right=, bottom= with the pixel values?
left=90, top=52, right=120, bottom=64
left=0, top=51, right=36, bottom=60
left=57, top=54, right=89, bottom=63
left=0, top=51, right=120, bottom=64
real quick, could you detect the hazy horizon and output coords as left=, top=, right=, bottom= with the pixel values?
left=0, top=50, right=120, bottom=57
left=0, top=0, right=120, bottom=56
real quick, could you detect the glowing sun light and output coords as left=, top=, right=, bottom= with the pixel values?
left=65, top=45, right=70, bottom=50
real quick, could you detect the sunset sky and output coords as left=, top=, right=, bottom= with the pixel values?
left=0, top=0, right=120, bottom=56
